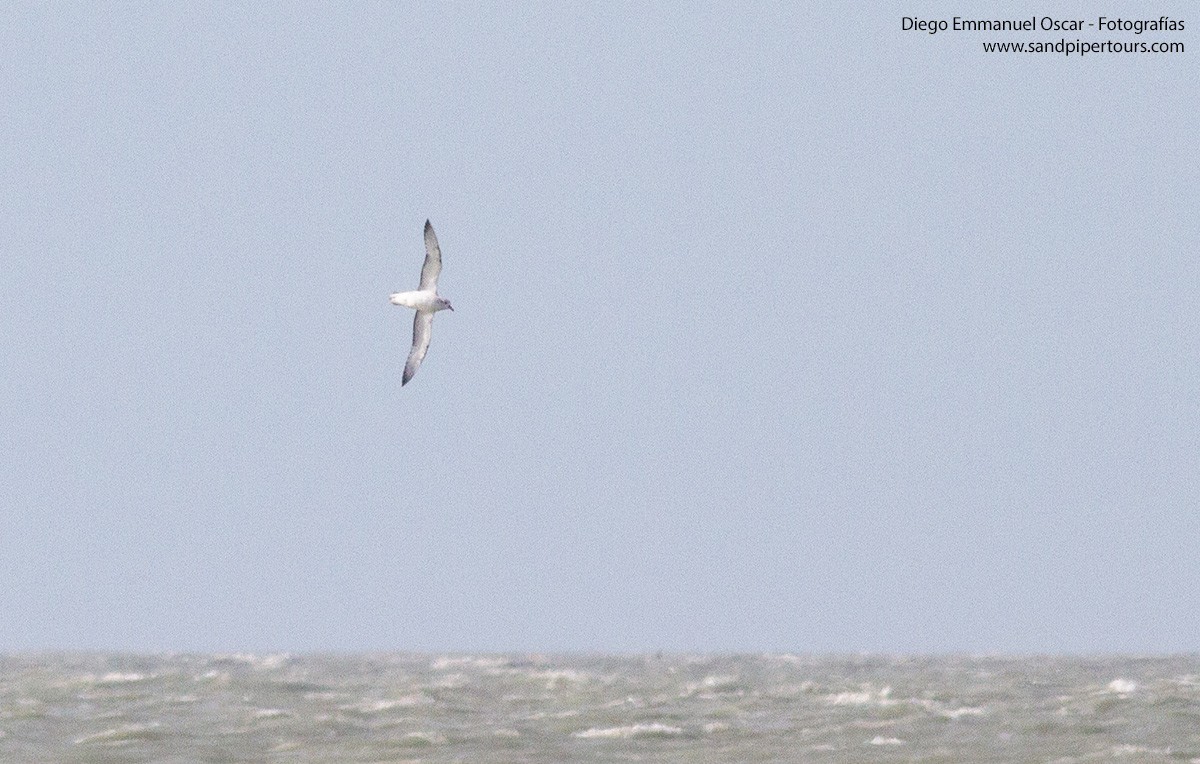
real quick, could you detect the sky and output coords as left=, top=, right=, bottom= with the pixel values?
left=2, top=3, right=1197, bottom=654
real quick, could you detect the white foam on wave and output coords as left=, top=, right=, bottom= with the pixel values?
left=1107, top=679, right=1137, bottom=694
left=252, top=708, right=290, bottom=720
left=680, top=674, right=741, bottom=698
left=213, top=653, right=290, bottom=670
left=82, top=672, right=149, bottom=685
left=940, top=706, right=986, bottom=719
left=602, top=696, right=647, bottom=709
left=194, top=669, right=229, bottom=682
left=528, top=669, right=592, bottom=689
left=574, top=722, right=684, bottom=739
left=431, top=655, right=508, bottom=670
left=1112, top=744, right=1172, bottom=757
left=829, top=685, right=893, bottom=706
left=339, top=696, right=427, bottom=714
left=74, top=722, right=163, bottom=745
left=868, top=736, right=906, bottom=746
left=528, top=708, right=580, bottom=720
left=256, top=653, right=290, bottom=670
left=398, top=731, right=447, bottom=747
left=773, top=653, right=812, bottom=665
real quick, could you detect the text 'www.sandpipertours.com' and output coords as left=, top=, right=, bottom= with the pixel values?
left=981, top=39, right=1183, bottom=55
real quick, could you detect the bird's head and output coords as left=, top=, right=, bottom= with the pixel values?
left=439, top=297, right=454, bottom=312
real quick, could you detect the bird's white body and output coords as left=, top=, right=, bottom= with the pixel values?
left=389, top=290, right=452, bottom=312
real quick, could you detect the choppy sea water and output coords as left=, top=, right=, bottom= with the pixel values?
left=1, top=653, right=1198, bottom=763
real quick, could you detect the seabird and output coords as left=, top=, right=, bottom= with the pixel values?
left=390, top=220, right=454, bottom=385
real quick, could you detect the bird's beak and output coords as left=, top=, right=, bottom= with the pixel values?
left=448, top=305, right=455, bottom=311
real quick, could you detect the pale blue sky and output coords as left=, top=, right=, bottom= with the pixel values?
left=2, top=3, right=1197, bottom=652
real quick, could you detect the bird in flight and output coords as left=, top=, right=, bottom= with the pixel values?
left=390, top=220, right=454, bottom=385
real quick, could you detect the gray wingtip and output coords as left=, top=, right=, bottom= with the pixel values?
left=424, top=219, right=432, bottom=232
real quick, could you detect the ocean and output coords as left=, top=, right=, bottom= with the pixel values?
left=1, top=653, right=1197, bottom=762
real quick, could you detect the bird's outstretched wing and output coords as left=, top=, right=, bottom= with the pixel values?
left=402, top=311, right=435, bottom=385
left=419, top=219, right=442, bottom=292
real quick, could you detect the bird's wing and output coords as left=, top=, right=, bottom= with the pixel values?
left=418, top=219, right=442, bottom=292
left=402, top=310, right=435, bottom=385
